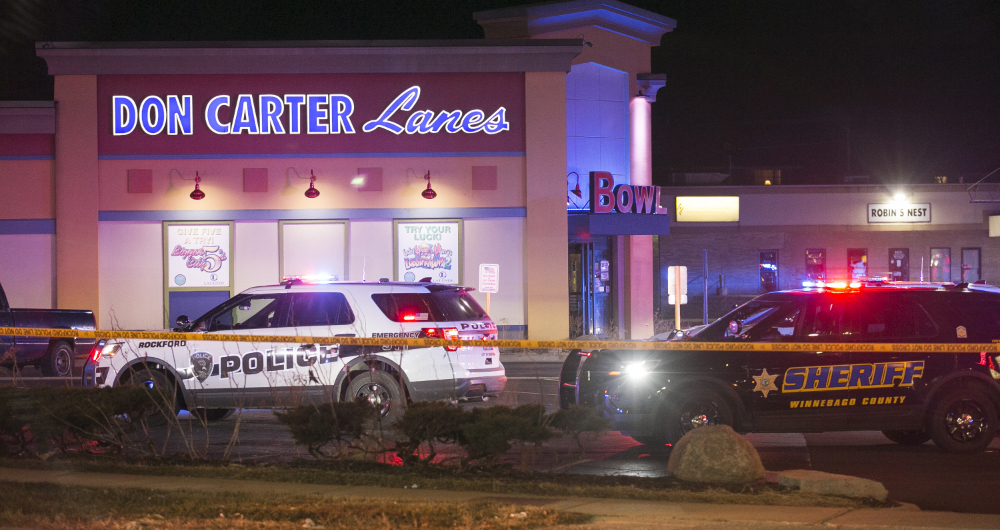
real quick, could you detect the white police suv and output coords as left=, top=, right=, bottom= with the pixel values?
left=85, top=278, right=504, bottom=422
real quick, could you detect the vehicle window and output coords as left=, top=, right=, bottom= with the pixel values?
left=695, top=301, right=786, bottom=341
left=287, top=292, right=355, bottom=327
left=948, top=299, right=1000, bottom=341
left=196, top=294, right=284, bottom=332
left=851, top=295, right=938, bottom=341
left=371, top=290, right=487, bottom=323
left=753, top=305, right=802, bottom=341
left=803, top=299, right=849, bottom=339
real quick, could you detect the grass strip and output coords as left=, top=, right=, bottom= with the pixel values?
left=0, top=480, right=590, bottom=529
left=0, top=456, right=893, bottom=509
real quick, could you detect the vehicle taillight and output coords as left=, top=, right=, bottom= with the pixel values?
left=443, top=328, right=459, bottom=351
left=403, top=314, right=417, bottom=321
left=90, top=340, right=108, bottom=363
left=420, top=328, right=460, bottom=351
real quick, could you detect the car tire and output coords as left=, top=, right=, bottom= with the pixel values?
left=40, top=341, right=74, bottom=377
left=129, top=368, right=178, bottom=427
left=347, top=370, right=405, bottom=425
left=927, top=388, right=998, bottom=454
left=664, top=389, right=734, bottom=445
left=192, top=408, right=235, bottom=422
left=881, top=429, right=931, bottom=446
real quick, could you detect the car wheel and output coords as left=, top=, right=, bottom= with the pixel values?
left=881, top=429, right=931, bottom=446
left=347, top=370, right=405, bottom=424
left=129, top=368, right=178, bottom=427
left=192, top=408, right=235, bottom=422
left=40, top=341, right=74, bottom=377
left=927, top=388, right=998, bottom=454
left=665, top=389, right=734, bottom=444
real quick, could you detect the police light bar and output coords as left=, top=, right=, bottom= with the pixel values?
left=802, top=280, right=861, bottom=289
left=281, top=274, right=339, bottom=284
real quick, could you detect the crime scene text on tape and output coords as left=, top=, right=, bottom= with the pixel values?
left=3, top=327, right=999, bottom=354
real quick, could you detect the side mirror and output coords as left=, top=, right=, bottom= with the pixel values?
left=727, top=320, right=742, bottom=336
left=176, top=315, right=191, bottom=328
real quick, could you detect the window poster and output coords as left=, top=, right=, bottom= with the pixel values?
left=164, top=222, right=233, bottom=288
left=394, top=220, right=462, bottom=284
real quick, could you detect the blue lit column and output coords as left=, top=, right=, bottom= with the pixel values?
left=625, top=74, right=665, bottom=339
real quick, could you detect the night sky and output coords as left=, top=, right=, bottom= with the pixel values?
left=1, top=0, right=997, bottom=185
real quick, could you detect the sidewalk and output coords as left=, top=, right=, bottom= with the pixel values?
left=4, top=467, right=999, bottom=529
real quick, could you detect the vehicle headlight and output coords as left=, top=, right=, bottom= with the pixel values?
left=610, top=360, right=659, bottom=378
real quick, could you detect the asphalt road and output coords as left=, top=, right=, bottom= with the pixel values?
left=6, top=361, right=1000, bottom=513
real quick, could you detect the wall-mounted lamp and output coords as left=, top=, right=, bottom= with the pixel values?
left=189, top=171, right=205, bottom=200
left=305, top=170, right=320, bottom=199
left=421, top=171, right=437, bottom=199
left=567, top=172, right=582, bottom=206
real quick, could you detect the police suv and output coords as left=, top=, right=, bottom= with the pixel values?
left=85, top=279, right=505, bottom=422
left=560, top=281, right=1000, bottom=453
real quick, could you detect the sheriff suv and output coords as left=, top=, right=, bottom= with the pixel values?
left=560, top=281, right=1000, bottom=453
left=85, top=279, right=504, bottom=422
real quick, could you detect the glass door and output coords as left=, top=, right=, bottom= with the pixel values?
left=962, top=248, right=981, bottom=283
left=888, top=248, right=909, bottom=281
left=568, top=238, right=613, bottom=337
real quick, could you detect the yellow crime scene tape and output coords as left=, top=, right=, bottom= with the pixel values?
left=3, top=327, right=1000, bottom=354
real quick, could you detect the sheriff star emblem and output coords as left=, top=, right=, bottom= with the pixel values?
left=753, top=368, right=779, bottom=398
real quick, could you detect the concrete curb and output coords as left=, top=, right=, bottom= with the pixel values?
left=4, top=467, right=1000, bottom=529
left=778, top=469, right=889, bottom=501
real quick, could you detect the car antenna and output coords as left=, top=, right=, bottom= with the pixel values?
left=362, top=255, right=366, bottom=282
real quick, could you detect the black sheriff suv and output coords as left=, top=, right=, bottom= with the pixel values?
left=560, top=281, right=1000, bottom=453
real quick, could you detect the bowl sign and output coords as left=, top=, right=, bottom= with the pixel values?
left=479, top=264, right=499, bottom=294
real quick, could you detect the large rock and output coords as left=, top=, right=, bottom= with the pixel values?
left=667, top=425, right=766, bottom=483
left=778, top=469, right=888, bottom=501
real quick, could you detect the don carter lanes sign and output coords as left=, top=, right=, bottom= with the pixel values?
left=867, top=204, right=931, bottom=223
left=112, top=86, right=509, bottom=137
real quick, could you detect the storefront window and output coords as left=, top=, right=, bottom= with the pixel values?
left=962, top=248, right=981, bottom=283
left=930, top=248, right=951, bottom=282
left=888, top=248, right=909, bottom=281
left=847, top=248, right=867, bottom=280
left=805, top=249, right=826, bottom=281
left=759, top=250, right=778, bottom=292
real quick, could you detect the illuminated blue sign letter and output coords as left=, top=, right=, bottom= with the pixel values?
left=284, top=95, right=305, bottom=134
left=363, top=86, right=420, bottom=135
left=259, top=95, right=285, bottom=134
left=205, top=95, right=231, bottom=135
left=232, top=94, right=260, bottom=134
left=166, top=95, right=193, bottom=135
left=113, top=96, right=137, bottom=136
left=139, top=96, right=166, bottom=135
left=306, top=94, right=329, bottom=134
left=329, top=95, right=355, bottom=134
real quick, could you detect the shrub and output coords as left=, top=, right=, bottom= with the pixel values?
left=549, top=405, right=611, bottom=453
left=461, top=404, right=554, bottom=468
left=0, top=386, right=158, bottom=458
left=393, top=401, right=470, bottom=466
left=274, top=400, right=377, bottom=459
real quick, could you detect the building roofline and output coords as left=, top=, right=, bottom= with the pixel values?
left=36, top=39, right=584, bottom=75
left=474, top=0, right=675, bottom=45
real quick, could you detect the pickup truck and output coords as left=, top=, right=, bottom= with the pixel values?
left=0, top=281, right=97, bottom=377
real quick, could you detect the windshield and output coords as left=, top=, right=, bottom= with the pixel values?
left=694, top=300, right=787, bottom=341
